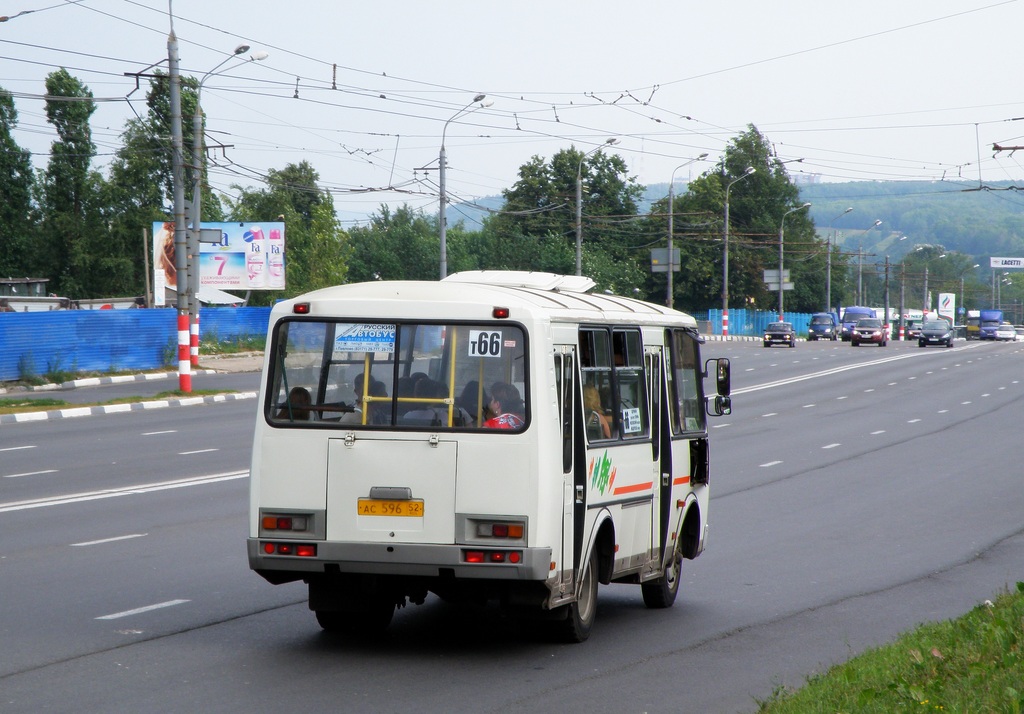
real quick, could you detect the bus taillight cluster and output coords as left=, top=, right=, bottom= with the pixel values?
left=262, top=542, right=317, bottom=557
left=463, top=550, right=523, bottom=564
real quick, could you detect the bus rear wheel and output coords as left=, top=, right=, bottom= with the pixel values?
left=314, top=599, right=395, bottom=635
left=641, top=542, right=681, bottom=609
left=555, top=549, right=598, bottom=643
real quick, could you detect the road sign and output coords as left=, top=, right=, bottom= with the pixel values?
left=650, top=248, right=680, bottom=273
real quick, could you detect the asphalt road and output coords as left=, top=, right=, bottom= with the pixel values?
left=1, top=337, right=1021, bottom=713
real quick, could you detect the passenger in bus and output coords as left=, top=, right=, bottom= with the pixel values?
left=275, top=387, right=312, bottom=421
left=403, top=379, right=471, bottom=427
left=583, top=384, right=612, bottom=439
left=484, top=382, right=525, bottom=429
left=341, top=374, right=388, bottom=425
left=456, top=380, right=489, bottom=426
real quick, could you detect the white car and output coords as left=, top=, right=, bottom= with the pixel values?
left=994, top=323, right=1016, bottom=341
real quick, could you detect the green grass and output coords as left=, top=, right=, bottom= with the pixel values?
left=756, top=583, right=1024, bottom=713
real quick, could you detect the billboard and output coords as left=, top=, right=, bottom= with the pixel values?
left=989, top=257, right=1024, bottom=269
left=153, top=221, right=286, bottom=305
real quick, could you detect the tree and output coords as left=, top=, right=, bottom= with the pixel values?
left=0, top=87, right=35, bottom=278
left=347, top=205, right=439, bottom=282
left=33, top=69, right=104, bottom=297
left=226, top=163, right=348, bottom=302
left=653, top=125, right=829, bottom=312
left=491, top=146, right=647, bottom=293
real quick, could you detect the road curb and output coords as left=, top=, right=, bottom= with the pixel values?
left=0, top=391, right=258, bottom=425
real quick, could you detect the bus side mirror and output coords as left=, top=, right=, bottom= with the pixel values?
left=706, top=395, right=731, bottom=416
left=705, top=357, right=731, bottom=396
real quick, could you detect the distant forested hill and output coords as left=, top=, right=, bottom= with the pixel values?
left=452, top=180, right=1024, bottom=264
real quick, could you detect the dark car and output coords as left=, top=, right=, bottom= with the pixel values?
left=763, top=321, right=796, bottom=348
left=807, top=312, right=839, bottom=341
left=904, top=319, right=923, bottom=340
left=850, top=318, right=887, bottom=347
left=918, top=320, right=953, bottom=348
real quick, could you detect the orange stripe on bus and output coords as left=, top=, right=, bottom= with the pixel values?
left=673, top=476, right=691, bottom=486
left=612, top=481, right=654, bottom=495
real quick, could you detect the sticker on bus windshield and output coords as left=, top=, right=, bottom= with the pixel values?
left=467, top=329, right=504, bottom=358
left=333, top=324, right=396, bottom=354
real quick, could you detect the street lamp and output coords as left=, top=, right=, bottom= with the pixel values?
left=826, top=207, right=853, bottom=313
left=666, top=152, right=708, bottom=308
left=439, top=93, right=490, bottom=279
left=576, top=138, right=619, bottom=276
left=721, top=166, right=755, bottom=336
left=190, top=44, right=267, bottom=365
left=856, top=219, right=882, bottom=304
left=778, top=202, right=811, bottom=320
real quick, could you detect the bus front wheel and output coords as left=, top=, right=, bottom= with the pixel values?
left=641, top=543, right=681, bottom=609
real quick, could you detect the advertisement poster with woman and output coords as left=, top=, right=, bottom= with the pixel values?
left=153, top=221, right=285, bottom=305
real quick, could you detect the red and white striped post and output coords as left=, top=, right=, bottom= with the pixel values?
left=722, top=309, right=729, bottom=337
left=178, top=311, right=192, bottom=392
left=190, top=314, right=200, bottom=367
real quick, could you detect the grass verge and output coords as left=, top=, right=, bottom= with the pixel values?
left=0, top=390, right=232, bottom=416
left=756, top=583, right=1024, bottom=713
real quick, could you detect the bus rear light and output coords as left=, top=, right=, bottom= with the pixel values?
left=261, top=542, right=317, bottom=557
left=474, top=521, right=525, bottom=539
left=492, top=307, right=510, bottom=319
left=261, top=514, right=309, bottom=532
left=293, top=303, right=310, bottom=314
left=463, top=549, right=522, bottom=564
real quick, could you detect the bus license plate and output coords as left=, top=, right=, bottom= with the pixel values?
left=357, top=499, right=424, bottom=517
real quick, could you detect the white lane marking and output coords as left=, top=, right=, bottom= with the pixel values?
left=0, top=445, right=37, bottom=452
left=71, top=533, right=148, bottom=547
left=962, top=401, right=972, bottom=405
left=938, top=409, right=949, bottom=413
left=871, top=430, right=885, bottom=435
left=4, top=469, right=58, bottom=479
left=179, top=448, right=218, bottom=455
left=0, top=471, right=248, bottom=513
left=142, top=430, right=177, bottom=436
left=822, top=443, right=841, bottom=449
left=802, top=404, right=815, bottom=408
left=762, top=412, right=778, bottom=417
left=96, top=599, right=190, bottom=620
left=760, top=461, right=782, bottom=468
left=864, top=389, right=875, bottom=393
left=908, top=419, right=922, bottom=423
left=836, top=396, right=847, bottom=400
left=712, top=423, right=729, bottom=428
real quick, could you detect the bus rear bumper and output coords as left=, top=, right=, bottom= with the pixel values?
left=248, top=538, right=553, bottom=583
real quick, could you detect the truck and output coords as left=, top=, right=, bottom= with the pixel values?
left=839, top=306, right=876, bottom=341
left=978, top=309, right=1004, bottom=340
left=965, top=310, right=981, bottom=340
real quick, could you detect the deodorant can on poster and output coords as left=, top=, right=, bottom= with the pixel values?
left=268, top=228, right=284, bottom=289
left=245, top=226, right=266, bottom=288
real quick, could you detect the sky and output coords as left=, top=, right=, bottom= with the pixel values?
left=3, top=0, right=1024, bottom=228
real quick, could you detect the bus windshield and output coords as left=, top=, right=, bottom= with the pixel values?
left=267, top=319, right=527, bottom=430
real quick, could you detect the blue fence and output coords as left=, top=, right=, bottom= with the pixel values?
left=705, top=309, right=812, bottom=336
left=0, top=307, right=272, bottom=382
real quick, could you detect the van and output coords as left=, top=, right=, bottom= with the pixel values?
left=807, top=312, right=839, bottom=341
left=839, top=306, right=876, bottom=341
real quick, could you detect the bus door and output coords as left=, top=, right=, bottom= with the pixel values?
left=646, top=346, right=672, bottom=570
left=554, top=347, right=580, bottom=594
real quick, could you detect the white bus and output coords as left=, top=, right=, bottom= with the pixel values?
left=247, top=271, right=731, bottom=642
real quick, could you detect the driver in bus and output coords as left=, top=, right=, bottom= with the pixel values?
left=484, top=382, right=525, bottom=429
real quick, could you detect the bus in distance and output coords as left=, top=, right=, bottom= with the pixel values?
left=247, top=271, right=731, bottom=642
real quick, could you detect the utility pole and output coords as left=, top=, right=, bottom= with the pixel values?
left=168, top=29, right=191, bottom=392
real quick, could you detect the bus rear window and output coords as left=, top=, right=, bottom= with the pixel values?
left=266, top=319, right=528, bottom=431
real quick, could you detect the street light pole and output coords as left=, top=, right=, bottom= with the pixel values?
left=666, top=153, right=708, bottom=308
left=439, top=94, right=489, bottom=279
left=722, top=167, right=755, bottom=336
left=827, top=207, right=853, bottom=313
left=167, top=29, right=191, bottom=392
left=190, top=44, right=266, bottom=367
left=575, top=138, right=619, bottom=276
left=856, top=219, right=882, bottom=304
left=778, top=202, right=811, bottom=320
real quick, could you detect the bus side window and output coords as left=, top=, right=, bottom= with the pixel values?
left=580, top=328, right=616, bottom=441
left=670, top=329, right=704, bottom=434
